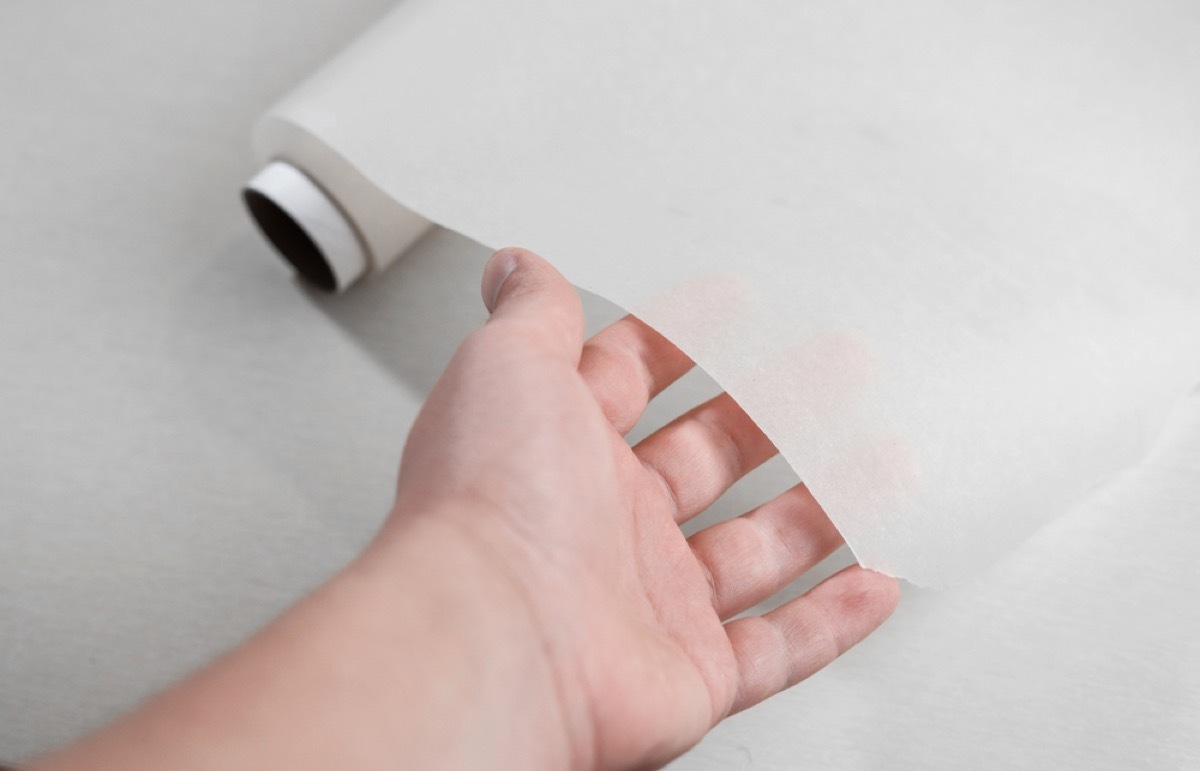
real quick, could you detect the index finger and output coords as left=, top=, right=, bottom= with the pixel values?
left=578, top=315, right=694, bottom=434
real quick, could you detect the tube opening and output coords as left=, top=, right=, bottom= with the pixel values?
left=242, top=187, right=337, bottom=291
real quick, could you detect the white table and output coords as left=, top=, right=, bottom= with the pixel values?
left=3, top=2, right=1198, bottom=768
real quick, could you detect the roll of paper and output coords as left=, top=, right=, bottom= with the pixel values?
left=245, top=0, right=1200, bottom=585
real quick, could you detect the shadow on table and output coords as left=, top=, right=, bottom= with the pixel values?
left=301, top=227, right=494, bottom=398
left=302, top=227, right=636, bottom=399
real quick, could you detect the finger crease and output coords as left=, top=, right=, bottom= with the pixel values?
left=643, top=458, right=683, bottom=519
left=744, top=515, right=788, bottom=589
left=765, top=617, right=793, bottom=693
left=809, top=598, right=848, bottom=665
left=692, top=548, right=721, bottom=611
left=699, top=410, right=746, bottom=483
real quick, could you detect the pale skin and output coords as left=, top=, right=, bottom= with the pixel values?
left=33, top=248, right=899, bottom=771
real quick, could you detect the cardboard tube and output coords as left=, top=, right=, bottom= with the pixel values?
left=243, top=160, right=368, bottom=292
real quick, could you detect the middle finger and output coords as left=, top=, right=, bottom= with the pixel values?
left=635, top=392, right=777, bottom=523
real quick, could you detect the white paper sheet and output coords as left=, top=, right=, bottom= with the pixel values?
left=251, top=0, right=1200, bottom=585
left=682, top=386, right=1200, bottom=769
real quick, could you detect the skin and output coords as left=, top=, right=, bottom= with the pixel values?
left=33, top=248, right=899, bottom=771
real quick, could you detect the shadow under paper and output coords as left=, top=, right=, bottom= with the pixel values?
left=301, top=227, right=496, bottom=398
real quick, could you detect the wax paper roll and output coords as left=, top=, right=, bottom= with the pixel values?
left=246, top=0, right=1200, bottom=585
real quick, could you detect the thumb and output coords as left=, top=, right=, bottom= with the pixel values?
left=480, top=247, right=585, bottom=361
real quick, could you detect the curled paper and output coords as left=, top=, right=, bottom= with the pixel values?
left=245, top=0, right=1200, bottom=585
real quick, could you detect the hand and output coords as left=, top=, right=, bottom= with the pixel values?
left=33, top=248, right=898, bottom=771
left=383, top=248, right=899, bottom=769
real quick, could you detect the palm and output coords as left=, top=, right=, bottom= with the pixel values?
left=400, top=250, right=899, bottom=771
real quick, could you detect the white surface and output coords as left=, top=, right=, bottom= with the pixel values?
left=245, top=160, right=370, bottom=290
left=256, top=0, right=1200, bottom=584
left=2, top=1, right=1198, bottom=769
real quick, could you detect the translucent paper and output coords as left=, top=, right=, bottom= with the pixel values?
left=252, top=0, right=1200, bottom=585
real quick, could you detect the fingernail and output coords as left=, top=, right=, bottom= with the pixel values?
left=484, top=249, right=520, bottom=312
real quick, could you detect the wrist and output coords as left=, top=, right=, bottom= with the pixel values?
left=345, top=506, right=581, bottom=771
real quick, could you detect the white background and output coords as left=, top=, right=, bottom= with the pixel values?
left=2, top=1, right=1197, bottom=767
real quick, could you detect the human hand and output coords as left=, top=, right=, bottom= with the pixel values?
left=381, top=248, right=899, bottom=770
left=32, top=247, right=898, bottom=771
